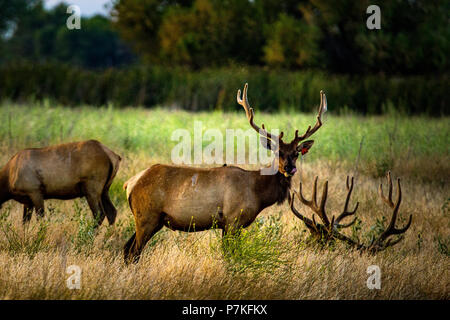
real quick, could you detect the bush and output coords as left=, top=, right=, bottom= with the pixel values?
left=0, top=62, right=447, bottom=115
left=0, top=207, right=49, bottom=258
left=70, top=200, right=97, bottom=254
left=210, top=214, right=290, bottom=275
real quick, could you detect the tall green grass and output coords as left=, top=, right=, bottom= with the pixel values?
left=0, top=102, right=448, bottom=183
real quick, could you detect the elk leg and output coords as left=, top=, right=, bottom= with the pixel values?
left=85, top=193, right=106, bottom=227
left=29, top=193, right=45, bottom=219
left=22, top=203, right=34, bottom=224
left=124, top=232, right=136, bottom=263
left=222, top=225, right=242, bottom=238
left=125, top=213, right=163, bottom=264
left=101, top=191, right=117, bottom=225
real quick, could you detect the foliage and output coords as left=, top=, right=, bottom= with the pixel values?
left=435, top=235, right=449, bottom=257
left=2, top=0, right=447, bottom=75
left=0, top=1, right=134, bottom=68
left=211, top=214, right=289, bottom=275
left=0, top=207, right=49, bottom=258
left=0, top=106, right=448, bottom=299
left=0, top=62, right=447, bottom=115
left=112, top=0, right=449, bottom=74
left=70, top=200, right=97, bottom=254
left=0, top=102, right=448, bottom=185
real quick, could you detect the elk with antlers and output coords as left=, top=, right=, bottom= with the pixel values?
left=289, top=171, right=413, bottom=253
left=123, top=83, right=326, bottom=263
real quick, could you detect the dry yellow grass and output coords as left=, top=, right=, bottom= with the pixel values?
left=0, top=105, right=448, bottom=299
left=0, top=152, right=448, bottom=300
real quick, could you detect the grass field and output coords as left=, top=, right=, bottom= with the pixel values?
left=0, top=102, right=449, bottom=299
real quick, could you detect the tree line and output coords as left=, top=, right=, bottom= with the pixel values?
left=1, top=62, right=447, bottom=115
left=1, top=0, right=448, bottom=74
left=0, top=0, right=448, bottom=114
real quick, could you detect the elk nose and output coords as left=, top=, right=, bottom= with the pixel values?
left=284, top=165, right=297, bottom=175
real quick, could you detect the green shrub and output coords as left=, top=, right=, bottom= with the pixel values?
left=70, top=200, right=97, bottom=254
left=210, top=214, right=290, bottom=275
left=0, top=62, right=447, bottom=115
left=0, top=207, right=49, bottom=258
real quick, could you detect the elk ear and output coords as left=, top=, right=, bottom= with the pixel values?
left=297, top=140, right=314, bottom=155
left=260, top=136, right=278, bottom=151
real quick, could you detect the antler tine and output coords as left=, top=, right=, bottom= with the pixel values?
left=297, top=177, right=332, bottom=227
left=380, top=178, right=413, bottom=237
left=379, top=171, right=395, bottom=208
left=311, top=214, right=319, bottom=233
left=297, top=181, right=312, bottom=206
left=370, top=175, right=413, bottom=252
left=386, top=177, right=401, bottom=231
left=335, top=176, right=359, bottom=228
left=290, top=192, right=316, bottom=232
left=237, top=83, right=279, bottom=141
left=318, top=180, right=331, bottom=227
left=262, top=124, right=284, bottom=141
left=312, top=176, right=318, bottom=208
left=294, top=90, right=326, bottom=143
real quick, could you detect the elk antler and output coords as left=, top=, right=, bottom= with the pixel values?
left=290, top=172, right=413, bottom=253
left=292, top=90, right=326, bottom=144
left=290, top=175, right=360, bottom=246
left=367, top=172, right=413, bottom=252
left=237, top=83, right=283, bottom=142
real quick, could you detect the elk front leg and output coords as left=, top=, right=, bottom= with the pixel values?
left=125, top=213, right=164, bottom=264
left=22, top=202, right=34, bottom=224
left=29, top=193, right=45, bottom=220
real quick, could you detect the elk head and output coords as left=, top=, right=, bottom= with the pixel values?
left=237, top=83, right=326, bottom=177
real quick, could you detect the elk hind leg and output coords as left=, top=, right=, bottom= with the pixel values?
left=84, top=184, right=106, bottom=227
left=101, top=191, right=117, bottom=225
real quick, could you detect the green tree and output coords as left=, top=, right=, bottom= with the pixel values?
left=263, top=13, right=323, bottom=68
left=1, top=1, right=134, bottom=68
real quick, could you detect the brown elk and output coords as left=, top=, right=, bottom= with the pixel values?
left=289, top=171, right=413, bottom=253
left=123, top=83, right=326, bottom=263
left=0, top=140, right=121, bottom=226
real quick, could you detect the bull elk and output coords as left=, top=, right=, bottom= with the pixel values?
left=123, top=83, right=326, bottom=263
left=289, top=171, right=413, bottom=253
left=0, top=140, right=121, bottom=226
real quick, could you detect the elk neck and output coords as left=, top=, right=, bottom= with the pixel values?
left=255, top=169, right=292, bottom=208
